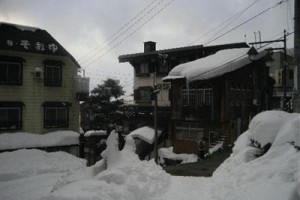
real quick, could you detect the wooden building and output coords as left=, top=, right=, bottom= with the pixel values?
left=118, top=41, right=248, bottom=133
left=163, top=47, right=273, bottom=154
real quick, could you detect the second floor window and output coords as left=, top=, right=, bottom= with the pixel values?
left=44, top=60, right=63, bottom=87
left=136, top=63, right=150, bottom=75
left=0, top=62, right=22, bottom=85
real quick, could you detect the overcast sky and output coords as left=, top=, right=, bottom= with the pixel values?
left=0, top=0, right=295, bottom=95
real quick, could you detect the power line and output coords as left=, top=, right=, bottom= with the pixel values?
left=189, top=0, right=262, bottom=45
left=83, top=0, right=175, bottom=67
left=79, top=0, right=168, bottom=65
left=190, top=30, right=294, bottom=81
left=204, top=0, right=286, bottom=45
left=78, top=0, right=162, bottom=63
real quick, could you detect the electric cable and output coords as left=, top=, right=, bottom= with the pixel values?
left=79, top=0, right=168, bottom=65
left=83, top=0, right=175, bottom=67
left=204, top=0, right=286, bottom=45
left=189, top=0, right=262, bottom=45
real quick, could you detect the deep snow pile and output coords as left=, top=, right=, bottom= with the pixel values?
left=210, top=111, right=300, bottom=200
left=48, top=131, right=170, bottom=200
left=0, top=149, right=87, bottom=200
left=0, top=111, right=299, bottom=200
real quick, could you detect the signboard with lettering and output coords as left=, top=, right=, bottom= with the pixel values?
left=0, top=23, right=66, bottom=56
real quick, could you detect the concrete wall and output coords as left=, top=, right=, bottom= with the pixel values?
left=0, top=50, right=80, bottom=134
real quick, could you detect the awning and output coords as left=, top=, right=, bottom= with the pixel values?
left=0, top=101, right=25, bottom=107
left=43, top=59, right=64, bottom=66
left=0, top=55, right=25, bottom=63
left=42, top=102, right=71, bottom=107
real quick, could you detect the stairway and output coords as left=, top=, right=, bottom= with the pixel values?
left=293, top=93, right=300, bottom=113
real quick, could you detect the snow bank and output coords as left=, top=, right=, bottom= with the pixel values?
left=211, top=111, right=300, bottom=200
left=1, top=111, right=299, bottom=200
left=49, top=131, right=170, bottom=200
left=0, top=131, right=79, bottom=150
left=0, top=149, right=86, bottom=181
left=128, top=126, right=162, bottom=144
left=0, top=149, right=86, bottom=200
left=84, top=130, right=107, bottom=137
left=164, top=48, right=267, bottom=82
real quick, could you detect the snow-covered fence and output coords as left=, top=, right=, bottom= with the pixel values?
left=0, top=131, right=80, bottom=156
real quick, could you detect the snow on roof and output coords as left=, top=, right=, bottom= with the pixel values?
left=84, top=130, right=107, bottom=137
left=164, top=47, right=267, bottom=82
left=0, top=131, right=79, bottom=150
left=0, top=22, right=39, bottom=32
left=128, top=126, right=162, bottom=144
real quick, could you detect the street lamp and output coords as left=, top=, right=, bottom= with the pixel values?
left=247, top=46, right=259, bottom=61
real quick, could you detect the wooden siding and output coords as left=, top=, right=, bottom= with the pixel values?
left=0, top=50, right=80, bottom=134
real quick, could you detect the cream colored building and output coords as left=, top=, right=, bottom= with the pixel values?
left=0, top=22, right=89, bottom=134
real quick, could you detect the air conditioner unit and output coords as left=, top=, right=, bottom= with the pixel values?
left=34, top=67, right=43, bottom=79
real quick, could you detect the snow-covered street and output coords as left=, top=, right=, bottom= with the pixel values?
left=0, top=111, right=299, bottom=200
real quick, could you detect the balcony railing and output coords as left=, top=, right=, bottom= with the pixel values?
left=75, top=77, right=90, bottom=101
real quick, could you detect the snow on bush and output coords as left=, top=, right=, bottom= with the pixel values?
left=247, top=111, right=297, bottom=147
left=128, top=126, right=161, bottom=144
left=158, top=147, right=198, bottom=164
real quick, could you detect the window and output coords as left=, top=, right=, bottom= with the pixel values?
left=134, top=87, right=153, bottom=103
left=0, top=60, right=22, bottom=85
left=182, top=88, right=212, bottom=106
left=43, top=102, right=70, bottom=128
left=136, top=63, right=150, bottom=75
left=0, top=102, right=23, bottom=130
left=44, top=60, right=63, bottom=87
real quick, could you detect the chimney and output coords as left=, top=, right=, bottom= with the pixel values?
left=144, top=41, right=156, bottom=53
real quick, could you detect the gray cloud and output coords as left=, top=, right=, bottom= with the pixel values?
left=0, top=0, right=295, bottom=95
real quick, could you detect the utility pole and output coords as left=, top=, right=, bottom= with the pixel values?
left=249, top=30, right=287, bottom=110
left=295, top=0, right=300, bottom=91
left=153, top=53, right=168, bottom=164
left=153, top=87, right=159, bottom=164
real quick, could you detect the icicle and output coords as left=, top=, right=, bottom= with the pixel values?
left=186, top=78, right=190, bottom=105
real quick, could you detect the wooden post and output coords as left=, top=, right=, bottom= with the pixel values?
left=79, top=133, right=85, bottom=159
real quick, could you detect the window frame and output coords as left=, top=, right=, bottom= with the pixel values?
left=136, top=62, right=150, bottom=76
left=44, top=60, right=63, bottom=87
left=0, top=102, right=23, bottom=131
left=0, top=59, right=23, bottom=85
left=134, top=86, right=153, bottom=103
left=43, top=102, right=70, bottom=129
